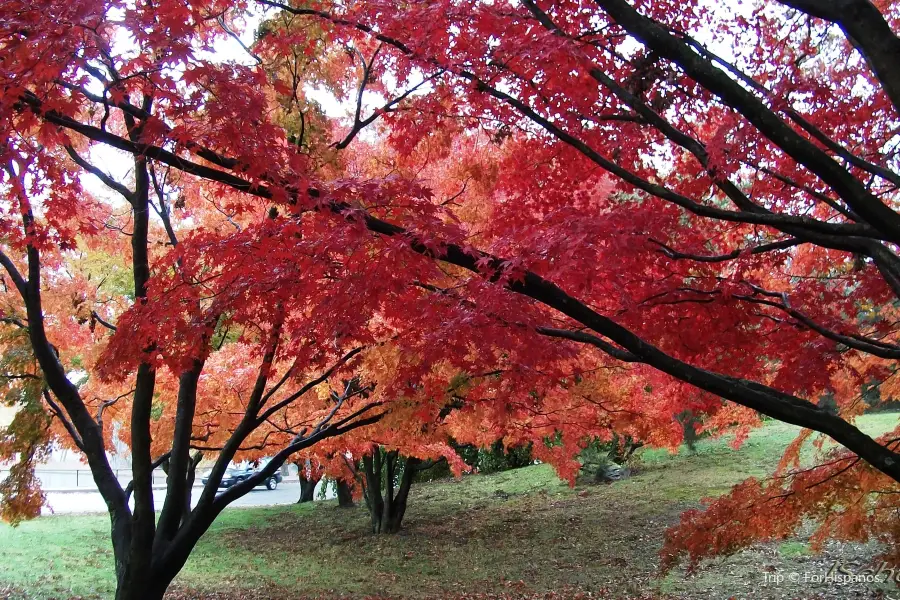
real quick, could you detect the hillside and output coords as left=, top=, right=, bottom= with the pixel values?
left=1, top=415, right=897, bottom=600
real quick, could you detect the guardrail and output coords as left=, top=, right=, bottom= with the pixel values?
left=1, top=463, right=296, bottom=492
left=0, top=468, right=171, bottom=490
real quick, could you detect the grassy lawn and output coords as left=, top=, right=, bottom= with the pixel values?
left=2, top=413, right=898, bottom=599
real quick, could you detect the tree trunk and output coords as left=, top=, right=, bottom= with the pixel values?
left=110, top=535, right=171, bottom=600
left=362, top=448, right=419, bottom=533
left=362, top=452, right=383, bottom=532
left=297, top=473, right=317, bottom=503
left=115, top=573, right=171, bottom=600
left=676, top=410, right=701, bottom=453
left=163, top=451, right=203, bottom=523
left=376, top=510, right=403, bottom=534
left=336, top=479, right=354, bottom=507
left=182, top=451, right=203, bottom=524
left=111, top=537, right=154, bottom=600
left=608, top=434, right=643, bottom=464
left=296, top=459, right=320, bottom=503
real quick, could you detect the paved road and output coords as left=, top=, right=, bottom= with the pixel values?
left=42, top=481, right=304, bottom=515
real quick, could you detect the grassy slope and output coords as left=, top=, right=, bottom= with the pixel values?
left=1, top=413, right=897, bottom=600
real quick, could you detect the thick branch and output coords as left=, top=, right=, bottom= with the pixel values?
left=593, top=0, right=900, bottom=243
left=734, top=284, right=900, bottom=359
left=778, top=0, right=900, bottom=116
left=156, top=359, right=205, bottom=546
left=90, top=310, right=117, bottom=332
left=21, top=67, right=900, bottom=485
left=64, top=146, right=135, bottom=203
left=536, top=327, right=639, bottom=361
left=649, top=238, right=802, bottom=263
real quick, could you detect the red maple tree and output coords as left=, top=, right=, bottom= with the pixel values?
left=2, top=0, right=900, bottom=597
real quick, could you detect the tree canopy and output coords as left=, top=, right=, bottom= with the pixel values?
left=2, top=0, right=900, bottom=597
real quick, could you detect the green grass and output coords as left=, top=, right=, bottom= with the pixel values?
left=2, top=412, right=898, bottom=599
left=777, top=541, right=810, bottom=558
left=0, top=513, right=114, bottom=597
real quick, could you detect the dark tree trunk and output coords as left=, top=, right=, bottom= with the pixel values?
left=362, top=448, right=419, bottom=533
left=114, top=539, right=155, bottom=599
left=112, top=531, right=201, bottom=600
left=182, top=451, right=203, bottom=522
left=115, top=572, right=170, bottom=600
left=109, top=527, right=175, bottom=600
left=110, top=464, right=195, bottom=600
left=162, top=450, right=203, bottom=525
left=296, top=459, right=320, bottom=503
left=297, top=473, right=317, bottom=503
left=336, top=479, right=354, bottom=507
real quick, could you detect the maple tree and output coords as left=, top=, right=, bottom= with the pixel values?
left=296, top=459, right=322, bottom=503
left=244, top=0, right=900, bottom=569
left=0, top=3, right=646, bottom=598
left=2, top=0, right=900, bottom=595
left=360, top=447, right=423, bottom=534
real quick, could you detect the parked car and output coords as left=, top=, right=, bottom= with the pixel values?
left=259, top=467, right=282, bottom=490
left=200, top=466, right=282, bottom=490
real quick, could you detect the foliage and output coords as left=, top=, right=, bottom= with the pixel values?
left=0, top=332, right=49, bottom=524
left=451, top=441, right=534, bottom=476
left=2, top=0, right=900, bottom=594
left=577, top=438, right=619, bottom=482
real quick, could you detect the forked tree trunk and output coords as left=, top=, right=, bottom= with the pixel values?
left=110, top=536, right=170, bottom=600
left=108, top=491, right=201, bottom=600
left=113, top=547, right=196, bottom=600
left=362, top=448, right=419, bottom=534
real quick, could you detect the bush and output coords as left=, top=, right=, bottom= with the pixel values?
left=411, top=441, right=535, bottom=482
left=475, top=441, right=533, bottom=474
left=578, top=435, right=640, bottom=483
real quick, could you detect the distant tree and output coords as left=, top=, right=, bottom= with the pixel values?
left=675, top=411, right=701, bottom=453
left=336, top=478, right=355, bottom=508
left=356, top=446, right=454, bottom=534
left=471, top=441, right=534, bottom=474
left=296, top=459, right=322, bottom=504
left=361, top=447, right=421, bottom=534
